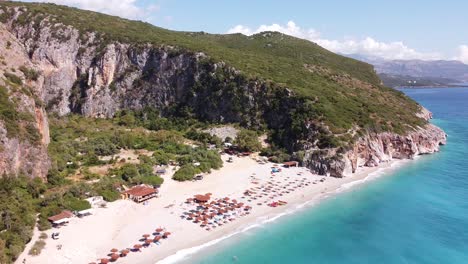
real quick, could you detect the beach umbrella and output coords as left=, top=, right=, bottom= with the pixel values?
left=145, top=239, right=153, bottom=244
left=205, top=192, right=212, bottom=196
left=163, top=232, right=171, bottom=238
left=110, top=254, right=119, bottom=260
left=156, top=228, right=164, bottom=232
left=121, top=249, right=130, bottom=255
left=110, top=248, right=118, bottom=253
left=133, top=244, right=142, bottom=250
left=100, top=259, right=109, bottom=264
left=89, top=262, right=97, bottom=264
left=153, top=236, right=161, bottom=242
left=143, top=234, right=150, bottom=238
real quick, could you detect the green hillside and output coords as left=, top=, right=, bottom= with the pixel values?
left=0, top=1, right=426, bottom=134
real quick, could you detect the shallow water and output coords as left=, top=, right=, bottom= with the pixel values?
left=173, top=88, right=468, bottom=264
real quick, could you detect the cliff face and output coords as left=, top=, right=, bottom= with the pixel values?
left=304, top=117, right=447, bottom=177
left=0, top=6, right=447, bottom=179
left=0, top=24, right=50, bottom=179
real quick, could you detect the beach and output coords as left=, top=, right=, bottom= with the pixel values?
left=17, top=154, right=399, bottom=264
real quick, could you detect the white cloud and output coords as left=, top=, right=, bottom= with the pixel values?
left=227, top=21, right=443, bottom=61
left=455, top=45, right=468, bottom=64
left=26, top=0, right=159, bottom=20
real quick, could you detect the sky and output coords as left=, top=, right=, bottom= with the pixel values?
left=20, top=0, right=468, bottom=63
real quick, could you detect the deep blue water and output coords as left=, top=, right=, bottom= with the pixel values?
left=177, top=88, right=468, bottom=264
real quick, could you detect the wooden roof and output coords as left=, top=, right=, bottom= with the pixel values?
left=48, top=210, right=74, bottom=222
left=123, top=185, right=157, bottom=197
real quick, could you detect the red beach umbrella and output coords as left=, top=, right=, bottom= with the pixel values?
left=143, top=234, right=150, bottom=238
left=153, top=236, right=161, bottom=242
left=163, top=232, right=171, bottom=238
left=110, top=254, right=119, bottom=260
left=145, top=239, right=152, bottom=244
left=133, top=244, right=142, bottom=250
left=156, top=228, right=164, bottom=232
left=121, top=249, right=130, bottom=255
left=110, top=248, right=118, bottom=253
left=100, top=259, right=109, bottom=264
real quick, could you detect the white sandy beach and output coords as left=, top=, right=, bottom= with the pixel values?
left=17, top=155, right=402, bottom=264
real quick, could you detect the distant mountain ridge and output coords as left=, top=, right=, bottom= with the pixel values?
left=345, top=54, right=468, bottom=87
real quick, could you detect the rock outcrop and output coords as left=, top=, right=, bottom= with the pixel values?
left=304, top=121, right=447, bottom=177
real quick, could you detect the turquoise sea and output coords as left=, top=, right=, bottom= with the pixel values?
left=174, top=88, right=468, bottom=264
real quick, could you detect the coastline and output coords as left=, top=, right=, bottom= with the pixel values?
left=17, top=156, right=411, bottom=264
left=155, top=158, right=410, bottom=264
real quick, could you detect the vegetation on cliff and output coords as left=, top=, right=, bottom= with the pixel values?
left=0, top=84, right=40, bottom=144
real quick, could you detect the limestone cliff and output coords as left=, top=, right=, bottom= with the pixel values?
left=0, top=24, right=50, bottom=179
left=304, top=121, right=447, bottom=177
left=0, top=4, right=447, bottom=179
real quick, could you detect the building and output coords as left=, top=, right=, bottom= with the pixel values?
left=121, top=185, right=158, bottom=203
left=85, top=196, right=106, bottom=208
left=48, top=210, right=74, bottom=226
left=283, top=161, right=299, bottom=168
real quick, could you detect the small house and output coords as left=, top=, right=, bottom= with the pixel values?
left=121, top=185, right=158, bottom=203
left=48, top=210, right=74, bottom=227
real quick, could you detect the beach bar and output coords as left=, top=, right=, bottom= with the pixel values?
left=48, top=210, right=74, bottom=226
left=121, top=185, right=158, bottom=203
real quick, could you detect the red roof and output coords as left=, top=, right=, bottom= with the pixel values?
left=283, top=161, right=299, bottom=166
left=194, top=194, right=210, bottom=202
left=48, top=210, right=74, bottom=222
left=123, top=185, right=157, bottom=197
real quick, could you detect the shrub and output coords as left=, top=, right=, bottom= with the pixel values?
left=63, top=196, right=91, bottom=211
left=235, top=129, right=261, bottom=152
left=28, top=240, right=45, bottom=256
left=19, top=66, right=40, bottom=81
left=139, top=175, right=164, bottom=186
left=37, top=217, right=51, bottom=231
left=173, top=165, right=199, bottom=181
left=98, top=189, right=120, bottom=202
left=4, top=72, right=22, bottom=85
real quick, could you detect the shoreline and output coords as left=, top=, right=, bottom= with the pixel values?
left=17, top=156, right=412, bottom=264
left=155, top=158, right=410, bottom=264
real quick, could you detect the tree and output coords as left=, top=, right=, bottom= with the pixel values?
left=27, top=177, right=47, bottom=199
left=118, top=164, right=140, bottom=181
left=173, top=165, right=199, bottom=181
left=0, top=239, right=8, bottom=264
left=235, top=129, right=261, bottom=152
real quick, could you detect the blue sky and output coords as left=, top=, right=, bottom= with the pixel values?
left=21, top=0, right=468, bottom=62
